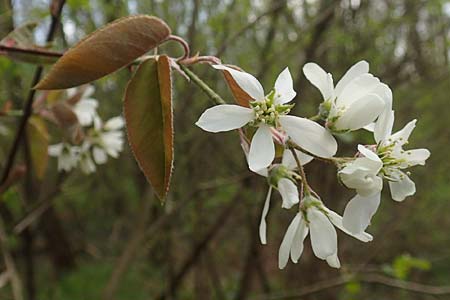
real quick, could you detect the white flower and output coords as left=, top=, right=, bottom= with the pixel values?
left=259, top=150, right=313, bottom=244
left=69, top=85, right=99, bottom=126
left=196, top=65, right=337, bottom=172
left=78, top=141, right=97, bottom=174
left=342, top=114, right=430, bottom=234
left=48, top=143, right=80, bottom=172
left=88, top=116, right=125, bottom=164
left=303, top=61, right=388, bottom=132
left=339, top=145, right=383, bottom=197
left=278, top=197, right=372, bottom=269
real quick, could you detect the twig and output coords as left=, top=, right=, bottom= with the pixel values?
left=215, top=1, right=286, bottom=56
left=157, top=191, right=242, bottom=300
left=0, top=0, right=66, bottom=186
left=0, top=217, right=23, bottom=300
left=102, top=190, right=152, bottom=300
left=0, top=44, right=63, bottom=58
left=253, top=273, right=450, bottom=300
left=13, top=173, right=67, bottom=234
left=289, top=146, right=312, bottom=195
left=179, top=64, right=226, bottom=105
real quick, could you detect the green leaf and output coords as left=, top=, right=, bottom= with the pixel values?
left=0, top=23, right=61, bottom=65
left=27, top=116, right=49, bottom=179
left=35, top=15, right=171, bottom=90
left=124, top=55, right=173, bottom=202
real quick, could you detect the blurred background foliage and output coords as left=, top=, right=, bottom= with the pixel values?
left=0, top=0, right=449, bottom=299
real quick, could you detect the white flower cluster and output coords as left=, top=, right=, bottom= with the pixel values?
left=48, top=86, right=125, bottom=174
left=196, top=61, right=430, bottom=269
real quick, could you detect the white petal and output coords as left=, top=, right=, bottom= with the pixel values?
left=325, top=208, right=373, bottom=242
left=302, top=63, right=334, bottom=100
left=279, top=115, right=337, bottom=158
left=343, top=193, right=381, bottom=234
left=278, top=213, right=301, bottom=269
left=372, top=84, right=393, bottom=143
left=195, top=104, right=254, bottom=133
left=307, top=207, right=337, bottom=260
left=104, top=116, right=125, bottom=131
left=375, top=110, right=395, bottom=143
left=213, top=65, right=265, bottom=101
left=335, top=60, right=369, bottom=97
left=248, top=125, right=275, bottom=172
left=389, top=173, right=416, bottom=201
left=396, top=148, right=430, bottom=168
left=274, top=67, right=296, bottom=104
left=336, top=74, right=380, bottom=107
left=277, top=179, right=299, bottom=209
left=281, top=149, right=313, bottom=169
left=390, top=119, right=417, bottom=146
left=84, top=85, right=95, bottom=97
left=334, top=93, right=385, bottom=131
left=93, top=147, right=108, bottom=164
left=290, top=218, right=308, bottom=263
left=339, top=161, right=383, bottom=197
left=259, top=186, right=273, bottom=245
left=326, top=253, right=341, bottom=269
left=357, top=144, right=382, bottom=163
left=48, top=143, right=63, bottom=156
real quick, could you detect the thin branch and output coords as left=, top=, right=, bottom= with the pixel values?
left=0, top=44, right=63, bottom=58
left=0, top=217, right=23, bottom=300
left=253, top=273, right=450, bottom=300
left=0, top=0, right=66, bottom=186
left=215, top=1, right=286, bottom=56
left=102, top=190, right=152, bottom=300
left=289, top=146, right=312, bottom=195
left=157, top=191, right=242, bottom=300
left=179, top=64, right=226, bottom=105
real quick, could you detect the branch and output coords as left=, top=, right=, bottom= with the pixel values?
left=253, top=273, right=450, bottom=300
left=0, top=44, right=63, bottom=58
left=0, top=0, right=66, bottom=186
left=157, top=189, right=242, bottom=300
left=0, top=217, right=23, bottom=300
left=179, top=64, right=226, bottom=105
left=215, top=1, right=286, bottom=56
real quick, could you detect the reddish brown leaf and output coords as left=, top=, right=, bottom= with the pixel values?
left=35, top=15, right=171, bottom=90
left=124, top=55, right=173, bottom=202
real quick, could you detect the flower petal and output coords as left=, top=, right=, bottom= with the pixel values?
left=279, top=115, right=337, bottom=158
left=390, top=119, right=417, bottom=146
left=195, top=104, right=254, bottom=133
left=336, top=74, right=380, bottom=108
left=334, top=93, right=385, bottom=131
left=259, top=186, right=273, bottom=245
left=343, top=193, right=381, bottom=234
left=48, top=143, right=63, bottom=156
left=213, top=65, right=265, bottom=101
left=290, top=218, right=308, bottom=263
left=278, top=178, right=299, bottom=209
left=326, top=253, right=341, bottom=269
left=274, top=67, right=296, bottom=104
left=325, top=208, right=373, bottom=242
left=278, top=213, right=301, bottom=269
left=248, top=125, right=275, bottom=172
left=307, top=207, right=337, bottom=260
left=93, top=147, right=108, bottom=164
left=389, top=173, right=416, bottom=201
left=335, top=60, right=369, bottom=97
left=357, top=144, right=382, bottom=163
left=302, top=63, right=334, bottom=100
left=281, top=149, right=313, bottom=169
left=104, top=116, right=125, bottom=130
left=396, top=148, right=431, bottom=168
left=373, top=84, right=394, bottom=142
